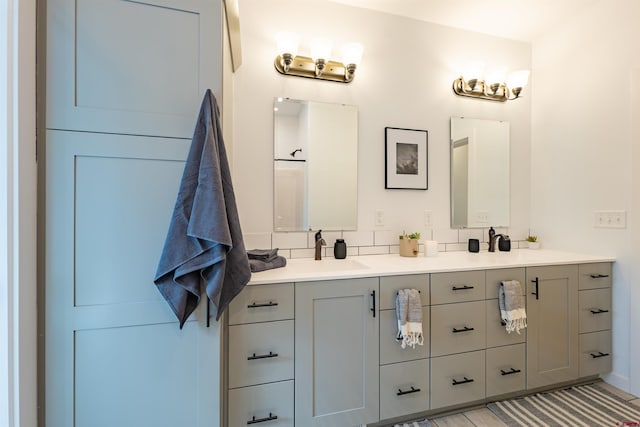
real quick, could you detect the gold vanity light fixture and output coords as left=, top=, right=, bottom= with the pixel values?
left=274, top=32, right=363, bottom=83
left=453, top=70, right=530, bottom=102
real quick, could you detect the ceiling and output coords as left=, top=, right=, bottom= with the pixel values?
left=326, top=0, right=600, bottom=42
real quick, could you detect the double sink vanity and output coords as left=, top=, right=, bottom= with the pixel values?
left=225, top=250, right=614, bottom=426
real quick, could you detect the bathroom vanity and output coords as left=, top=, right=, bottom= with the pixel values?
left=225, top=250, right=613, bottom=426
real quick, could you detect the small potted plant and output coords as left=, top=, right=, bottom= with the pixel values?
left=526, top=235, right=540, bottom=249
left=399, top=232, right=421, bottom=257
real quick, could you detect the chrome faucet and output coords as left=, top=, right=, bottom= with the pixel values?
left=314, top=230, right=326, bottom=260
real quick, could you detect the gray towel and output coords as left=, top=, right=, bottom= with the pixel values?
left=499, top=280, right=527, bottom=334
left=154, top=89, right=251, bottom=328
left=249, top=256, right=287, bottom=273
left=395, top=289, right=423, bottom=349
left=247, top=248, right=279, bottom=263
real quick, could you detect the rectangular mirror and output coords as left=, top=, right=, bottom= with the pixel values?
left=451, top=117, right=510, bottom=228
left=274, top=98, right=358, bottom=231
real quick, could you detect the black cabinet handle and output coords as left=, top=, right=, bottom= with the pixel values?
left=590, top=351, right=610, bottom=359
left=452, top=377, right=474, bottom=386
left=247, top=413, right=278, bottom=424
left=590, top=308, right=610, bottom=314
left=371, top=290, right=376, bottom=318
left=531, top=278, right=539, bottom=300
left=590, top=274, right=610, bottom=279
left=452, top=285, right=475, bottom=291
left=452, top=326, right=475, bottom=333
left=397, top=386, right=421, bottom=396
left=247, top=351, right=278, bottom=361
left=206, top=296, right=211, bottom=328
left=247, top=301, right=279, bottom=309
left=500, top=368, right=522, bottom=376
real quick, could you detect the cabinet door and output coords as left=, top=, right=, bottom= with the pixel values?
left=295, top=278, right=379, bottom=426
left=47, top=0, right=221, bottom=138
left=45, top=132, right=219, bottom=427
left=526, top=265, right=579, bottom=389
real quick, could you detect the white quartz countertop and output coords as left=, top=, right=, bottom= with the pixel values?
left=248, top=249, right=615, bottom=285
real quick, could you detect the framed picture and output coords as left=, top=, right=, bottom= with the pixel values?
left=385, top=127, right=428, bottom=190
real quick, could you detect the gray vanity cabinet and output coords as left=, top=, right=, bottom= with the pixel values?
left=578, top=263, right=613, bottom=377
left=227, top=283, right=295, bottom=427
left=295, top=278, right=380, bottom=427
left=526, top=265, right=580, bottom=389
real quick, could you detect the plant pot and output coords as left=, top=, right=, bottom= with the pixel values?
left=528, top=241, right=541, bottom=249
left=399, top=238, right=419, bottom=257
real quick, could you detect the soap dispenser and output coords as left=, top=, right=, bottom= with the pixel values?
left=334, top=239, right=347, bottom=259
left=498, top=235, right=511, bottom=252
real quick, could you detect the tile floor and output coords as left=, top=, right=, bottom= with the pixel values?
left=427, top=382, right=640, bottom=427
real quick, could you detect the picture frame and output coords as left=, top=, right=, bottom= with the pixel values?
left=385, top=127, right=428, bottom=190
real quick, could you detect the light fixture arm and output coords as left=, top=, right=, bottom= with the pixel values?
left=453, top=76, right=526, bottom=102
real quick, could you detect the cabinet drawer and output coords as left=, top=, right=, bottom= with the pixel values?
left=485, top=268, right=526, bottom=299
left=228, top=320, right=294, bottom=388
left=486, top=299, right=525, bottom=348
left=380, top=307, right=429, bottom=365
left=580, top=330, right=612, bottom=377
left=380, top=274, right=430, bottom=309
left=380, top=359, right=430, bottom=420
left=579, top=288, right=611, bottom=333
left=228, top=283, right=294, bottom=325
left=431, top=301, right=485, bottom=357
left=431, top=271, right=485, bottom=304
left=228, top=380, right=294, bottom=427
left=430, top=350, right=485, bottom=409
left=578, top=263, right=612, bottom=290
left=486, top=344, right=526, bottom=397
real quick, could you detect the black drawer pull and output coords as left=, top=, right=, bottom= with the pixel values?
left=531, top=277, right=539, bottom=300
left=247, top=301, right=279, bottom=309
left=590, top=351, right=610, bottom=359
left=590, top=308, right=610, bottom=314
left=452, top=285, right=474, bottom=291
left=371, top=290, right=376, bottom=318
left=397, top=386, right=421, bottom=396
left=500, top=368, right=522, bottom=376
left=452, top=326, right=475, bottom=333
left=247, top=413, right=278, bottom=424
left=452, top=377, right=474, bottom=386
left=247, top=351, right=278, bottom=361
left=590, top=274, right=610, bottom=279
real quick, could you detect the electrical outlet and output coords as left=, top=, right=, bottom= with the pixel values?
left=475, top=210, right=489, bottom=224
left=423, top=210, right=433, bottom=227
left=375, top=209, right=385, bottom=226
left=594, top=210, right=627, bottom=228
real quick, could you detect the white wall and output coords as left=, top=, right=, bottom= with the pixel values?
left=233, top=0, right=532, bottom=252
left=1, top=0, right=38, bottom=426
left=531, top=0, right=640, bottom=393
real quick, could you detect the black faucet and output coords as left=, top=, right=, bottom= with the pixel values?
left=314, top=230, right=326, bottom=260
left=488, top=227, right=500, bottom=252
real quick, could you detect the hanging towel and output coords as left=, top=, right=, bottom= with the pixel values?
left=396, top=289, right=424, bottom=349
left=499, top=280, right=527, bottom=334
left=154, top=89, right=251, bottom=328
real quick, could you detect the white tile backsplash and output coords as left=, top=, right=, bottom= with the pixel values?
left=244, top=233, right=272, bottom=250
left=358, top=245, right=390, bottom=256
left=374, top=230, right=400, bottom=246
left=272, top=232, right=308, bottom=249
left=342, top=230, right=374, bottom=247
left=262, top=227, right=527, bottom=259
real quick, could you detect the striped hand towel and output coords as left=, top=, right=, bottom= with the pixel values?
left=499, top=280, right=527, bottom=334
left=396, top=289, right=424, bottom=349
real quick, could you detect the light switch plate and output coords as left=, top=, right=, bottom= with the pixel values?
left=594, top=210, right=627, bottom=228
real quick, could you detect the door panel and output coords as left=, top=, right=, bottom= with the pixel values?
left=45, top=131, right=219, bottom=427
left=526, top=265, right=579, bottom=389
left=295, top=278, right=380, bottom=426
left=46, top=0, right=221, bottom=138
